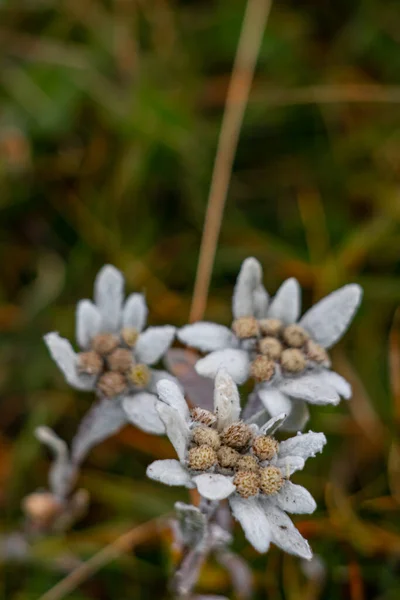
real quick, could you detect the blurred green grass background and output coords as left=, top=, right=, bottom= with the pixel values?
left=1, top=0, right=400, bottom=598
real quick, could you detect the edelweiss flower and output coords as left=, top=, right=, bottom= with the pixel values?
left=147, top=369, right=326, bottom=558
left=178, top=257, right=362, bottom=430
left=44, top=265, right=176, bottom=434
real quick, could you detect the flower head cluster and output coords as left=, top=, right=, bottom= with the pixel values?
left=44, top=265, right=176, bottom=434
left=178, top=258, right=362, bottom=430
left=147, top=369, right=326, bottom=557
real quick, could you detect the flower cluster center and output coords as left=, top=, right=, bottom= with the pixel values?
left=188, top=408, right=285, bottom=498
left=232, top=317, right=329, bottom=383
left=77, top=328, right=150, bottom=397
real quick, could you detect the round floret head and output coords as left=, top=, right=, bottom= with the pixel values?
left=259, top=466, right=284, bottom=495
left=91, top=333, right=119, bottom=355
left=217, top=445, right=240, bottom=468
left=221, top=422, right=253, bottom=449
left=259, top=337, right=283, bottom=360
left=77, top=351, right=103, bottom=376
left=250, top=355, right=275, bottom=382
left=190, top=407, right=217, bottom=428
left=188, top=445, right=218, bottom=471
left=97, top=371, right=127, bottom=397
left=280, top=348, right=306, bottom=373
left=259, top=318, right=283, bottom=337
left=192, top=427, right=221, bottom=450
left=305, top=339, right=330, bottom=365
left=282, top=324, right=310, bottom=348
left=252, top=435, right=279, bottom=461
left=129, top=363, right=151, bottom=388
left=232, top=316, right=260, bottom=339
left=233, top=471, right=260, bottom=498
left=236, top=455, right=259, bottom=473
left=108, top=348, right=133, bottom=373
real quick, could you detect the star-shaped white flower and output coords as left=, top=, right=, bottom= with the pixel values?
left=147, top=369, right=326, bottom=558
left=44, top=265, right=176, bottom=434
left=178, top=257, right=362, bottom=430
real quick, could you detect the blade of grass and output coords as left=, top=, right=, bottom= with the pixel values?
left=189, top=0, right=273, bottom=322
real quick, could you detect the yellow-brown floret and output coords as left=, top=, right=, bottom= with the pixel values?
left=280, top=348, right=306, bottom=373
left=129, top=363, right=151, bottom=388
left=22, top=492, right=63, bottom=526
left=259, top=466, right=284, bottom=495
left=282, top=324, right=309, bottom=348
left=250, top=355, right=275, bottom=382
left=77, top=351, right=103, bottom=376
left=236, top=455, right=259, bottom=473
left=192, top=427, right=221, bottom=450
left=108, top=348, right=133, bottom=373
left=232, top=316, right=260, bottom=339
left=233, top=471, right=260, bottom=498
left=190, top=407, right=217, bottom=427
left=221, top=422, right=253, bottom=449
left=121, top=327, right=139, bottom=347
left=188, top=445, right=218, bottom=471
left=305, top=339, right=329, bottom=364
left=217, top=445, right=240, bottom=468
left=259, top=318, right=283, bottom=337
left=91, top=333, right=120, bottom=356
left=97, top=371, right=127, bottom=397
left=258, top=337, right=283, bottom=360
left=252, top=435, right=279, bottom=461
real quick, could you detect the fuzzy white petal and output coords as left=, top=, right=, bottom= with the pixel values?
left=195, top=349, right=250, bottom=384
left=44, top=332, right=96, bottom=391
left=193, top=474, right=236, bottom=501
left=156, top=378, right=190, bottom=421
left=232, top=257, right=263, bottom=319
left=214, top=369, right=241, bottom=430
left=157, top=403, right=190, bottom=462
left=253, top=284, right=269, bottom=319
left=122, top=293, right=148, bottom=332
left=275, top=455, right=305, bottom=475
left=268, top=278, right=301, bottom=324
left=147, top=460, right=194, bottom=487
left=299, top=284, right=362, bottom=349
left=322, top=371, right=352, bottom=399
left=123, top=393, right=165, bottom=434
left=278, top=373, right=340, bottom=405
left=229, top=495, right=271, bottom=553
left=76, top=300, right=101, bottom=349
left=278, top=431, right=327, bottom=461
left=281, top=400, right=310, bottom=432
left=71, top=398, right=127, bottom=465
left=178, top=322, right=238, bottom=352
left=135, top=326, right=175, bottom=365
left=258, top=388, right=293, bottom=417
left=273, top=481, right=316, bottom=514
left=260, top=412, right=287, bottom=436
left=261, top=499, right=312, bottom=559
left=94, top=265, right=124, bottom=332
left=147, top=369, right=181, bottom=395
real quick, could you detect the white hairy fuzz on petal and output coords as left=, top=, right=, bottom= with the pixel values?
left=94, top=265, right=124, bottom=332
left=135, top=326, right=175, bottom=365
left=76, top=300, right=101, bottom=349
left=195, top=349, right=250, bottom=384
left=214, top=369, right=241, bottom=430
left=299, top=284, right=362, bottom=349
left=123, top=393, right=165, bottom=434
left=193, top=474, right=236, bottom=501
left=147, top=460, right=194, bottom=487
left=122, top=293, right=148, bottom=332
left=268, top=278, right=301, bottom=324
left=229, top=495, right=271, bottom=553
left=178, top=322, right=238, bottom=352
